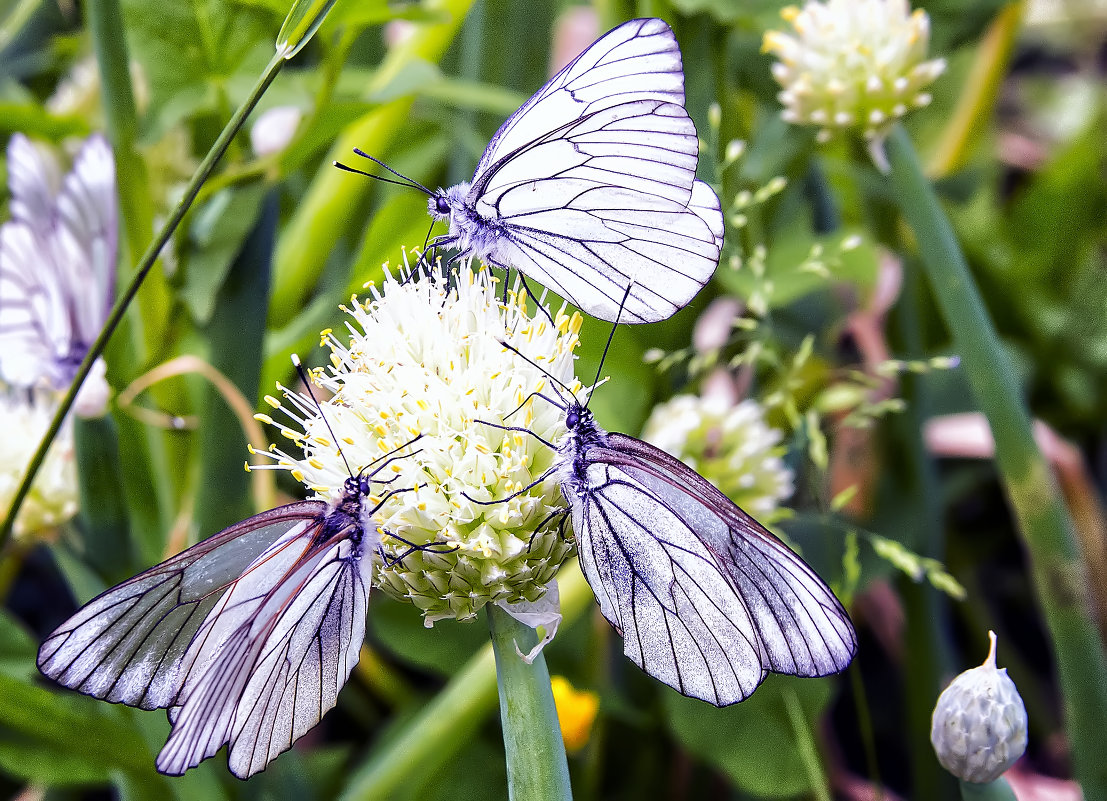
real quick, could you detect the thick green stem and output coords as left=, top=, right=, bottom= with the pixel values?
left=341, top=563, right=593, bottom=801
left=959, top=777, right=1018, bottom=801
left=0, top=51, right=286, bottom=551
left=886, top=124, right=1107, bottom=796
left=488, top=603, right=572, bottom=801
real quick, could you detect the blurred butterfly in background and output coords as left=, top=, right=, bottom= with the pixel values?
left=492, top=333, right=856, bottom=705
left=339, top=17, right=724, bottom=324
left=37, top=394, right=425, bottom=778
left=0, top=134, right=117, bottom=415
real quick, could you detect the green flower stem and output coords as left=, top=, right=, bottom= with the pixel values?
left=886, top=124, right=1107, bottom=796
left=342, top=562, right=594, bottom=801
left=488, top=602, right=572, bottom=801
left=267, top=0, right=475, bottom=325
left=958, top=777, right=1018, bottom=801
left=0, top=50, right=286, bottom=551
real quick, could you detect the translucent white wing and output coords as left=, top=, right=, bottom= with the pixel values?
left=472, top=18, right=686, bottom=182
left=53, top=134, right=118, bottom=346
left=37, top=502, right=327, bottom=711
left=6, top=134, right=61, bottom=234
left=0, top=134, right=117, bottom=388
left=0, top=221, right=58, bottom=385
left=491, top=176, right=722, bottom=323
left=571, top=435, right=856, bottom=705
left=156, top=518, right=375, bottom=778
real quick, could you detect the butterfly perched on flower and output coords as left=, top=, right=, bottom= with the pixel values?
left=0, top=133, right=117, bottom=415
left=38, top=419, right=425, bottom=778
left=487, top=333, right=856, bottom=706
left=341, top=18, right=724, bottom=325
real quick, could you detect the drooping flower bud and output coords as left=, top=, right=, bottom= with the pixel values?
left=931, top=631, right=1028, bottom=783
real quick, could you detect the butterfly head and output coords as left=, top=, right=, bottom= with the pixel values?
left=428, top=184, right=468, bottom=222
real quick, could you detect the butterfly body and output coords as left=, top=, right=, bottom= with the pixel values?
left=38, top=471, right=392, bottom=777
left=424, top=18, right=725, bottom=324
left=555, top=400, right=856, bottom=706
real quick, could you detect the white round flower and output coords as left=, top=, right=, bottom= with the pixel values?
left=641, top=394, right=794, bottom=517
left=763, top=0, right=946, bottom=144
left=0, top=391, right=79, bottom=541
left=255, top=266, right=580, bottom=622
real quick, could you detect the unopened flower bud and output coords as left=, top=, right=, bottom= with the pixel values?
left=931, top=631, right=1028, bottom=783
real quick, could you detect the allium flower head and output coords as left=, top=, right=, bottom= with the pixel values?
left=0, top=392, right=78, bottom=541
left=641, top=395, right=793, bottom=518
left=931, top=631, right=1028, bottom=783
left=256, top=266, right=579, bottom=623
left=763, top=0, right=945, bottom=146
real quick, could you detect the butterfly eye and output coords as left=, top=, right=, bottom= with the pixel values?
left=566, top=410, right=579, bottom=429
left=435, top=196, right=450, bottom=216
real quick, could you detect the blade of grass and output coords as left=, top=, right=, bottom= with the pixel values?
left=886, top=123, right=1107, bottom=797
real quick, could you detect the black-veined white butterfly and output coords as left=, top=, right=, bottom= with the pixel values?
left=339, top=18, right=723, bottom=325
left=485, top=337, right=856, bottom=705
left=0, top=134, right=117, bottom=394
left=37, top=428, right=424, bottom=778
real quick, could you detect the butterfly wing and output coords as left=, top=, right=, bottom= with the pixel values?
left=0, top=221, right=58, bottom=385
left=472, top=18, right=686, bottom=183
left=37, top=501, right=327, bottom=710
left=0, top=134, right=117, bottom=388
left=156, top=516, right=375, bottom=778
left=6, top=134, right=61, bottom=234
left=570, top=435, right=855, bottom=705
left=463, top=19, right=722, bottom=323
left=53, top=134, right=118, bottom=347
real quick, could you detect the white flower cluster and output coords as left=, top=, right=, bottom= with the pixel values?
left=256, top=267, right=579, bottom=622
left=641, top=394, right=793, bottom=518
left=763, top=0, right=946, bottom=144
left=0, top=392, right=78, bottom=541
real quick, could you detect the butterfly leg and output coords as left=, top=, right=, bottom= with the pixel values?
left=378, top=532, right=460, bottom=567
left=526, top=507, right=571, bottom=553
left=461, top=465, right=557, bottom=507
left=472, top=419, right=558, bottom=450
left=502, top=391, right=567, bottom=421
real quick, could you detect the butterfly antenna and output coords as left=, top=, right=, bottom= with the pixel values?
left=332, top=160, right=427, bottom=192
left=352, top=148, right=436, bottom=196
left=292, top=354, right=355, bottom=478
left=586, top=283, right=632, bottom=410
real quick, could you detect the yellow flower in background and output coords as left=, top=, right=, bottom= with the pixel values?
left=551, top=675, right=599, bottom=753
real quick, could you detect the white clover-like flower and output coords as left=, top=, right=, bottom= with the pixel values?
left=0, top=391, right=78, bottom=542
left=255, top=266, right=580, bottom=623
left=641, top=394, right=794, bottom=518
left=931, top=631, right=1028, bottom=783
left=763, top=0, right=946, bottom=147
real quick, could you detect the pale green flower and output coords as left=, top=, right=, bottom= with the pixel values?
left=763, top=0, right=945, bottom=149
left=641, top=394, right=794, bottom=519
left=0, top=392, right=78, bottom=542
left=255, top=265, right=580, bottom=623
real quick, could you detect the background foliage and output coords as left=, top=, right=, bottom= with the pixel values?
left=2, top=0, right=1105, bottom=798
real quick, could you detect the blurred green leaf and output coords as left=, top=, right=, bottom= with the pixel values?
left=663, top=676, right=832, bottom=798
left=180, top=183, right=269, bottom=325
left=0, top=672, right=154, bottom=785
left=0, top=609, right=36, bottom=680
